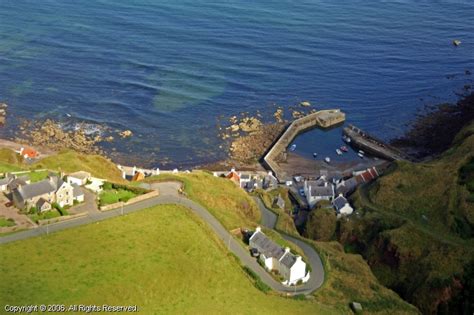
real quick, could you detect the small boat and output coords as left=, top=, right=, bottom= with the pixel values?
left=312, top=152, right=318, bottom=158
left=324, top=157, right=331, bottom=164
left=358, top=150, right=365, bottom=155
left=289, top=144, right=296, bottom=152
left=358, top=153, right=364, bottom=159
left=343, top=136, right=351, bottom=143
left=340, top=146, right=349, bottom=152
left=336, top=149, right=342, bottom=155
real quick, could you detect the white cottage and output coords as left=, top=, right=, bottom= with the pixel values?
left=304, top=179, right=334, bottom=208
left=333, top=194, right=354, bottom=216
left=249, top=227, right=308, bottom=285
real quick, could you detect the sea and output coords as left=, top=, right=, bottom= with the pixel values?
left=0, top=0, right=473, bottom=167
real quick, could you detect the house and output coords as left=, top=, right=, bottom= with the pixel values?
left=36, top=198, right=52, bottom=212
left=335, top=177, right=359, bottom=196
left=12, top=175, right=82, bottom=211
left=67, top=171, right=91, bottom=186
left=249, top=227, right=308, bottom=285
left=132, top=171, right=145, bottom=182
left=356, top=167, right=379, bottom=183
left=85, top=177, right=104, bottom=193
left=274, top=194, right=285, bottom=209
left=19, top=147, right=39, bottom=159
left=332, top=194, right=353, bottom=216
left=0, top=175, right=14, bottom=191
left=304, top=180, right=334, bottom=208
left=226, top=169, right=241, bottom=185
left=263, top=172, right=278, bottom=189
left=72, top=184, right=85, bottom=203
left=5, top=175, right=31, bottom=193
left=239, top=174, right=252, bottom=189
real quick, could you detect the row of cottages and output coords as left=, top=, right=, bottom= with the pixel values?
left=225, top=169, right=278, bottom=191
left=249, top=227, right=308, bottom=286
left=303, top=167, right=380, bottom=216
left=10, top=174, right=88, bottom=212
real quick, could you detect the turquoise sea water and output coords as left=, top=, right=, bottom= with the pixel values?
left=0, top=1, right=473, bottom=167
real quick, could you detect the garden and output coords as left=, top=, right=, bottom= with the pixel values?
left=98, top=182, right=148, bottom=207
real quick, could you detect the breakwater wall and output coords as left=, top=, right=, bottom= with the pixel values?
left=264, top=109, right=346, bottom=181
left=343, top=124, right=409, bottom=161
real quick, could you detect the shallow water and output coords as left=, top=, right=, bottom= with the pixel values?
left=0, top=1, right=473, bottom=167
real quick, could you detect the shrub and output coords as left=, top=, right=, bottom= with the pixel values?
left=293, top=294, right=306, bottom=301
left=255, top=279, right=271, bottom=293
left=29, top=206, right=38, bottom=214
left=102, top=182, right=113, bottom=190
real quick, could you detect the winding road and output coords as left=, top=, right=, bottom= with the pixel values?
left=0, top=182, right=324, bottom=295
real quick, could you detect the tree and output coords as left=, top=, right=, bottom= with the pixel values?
left=304, top=206, right=337, bottom=241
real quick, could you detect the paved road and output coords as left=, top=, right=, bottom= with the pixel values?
left=253, top=197, right=325, bottom=293
left=0, top=182, right=323, bottom=295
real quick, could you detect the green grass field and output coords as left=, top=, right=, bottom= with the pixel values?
left=0, top=205, right=338, bottom=314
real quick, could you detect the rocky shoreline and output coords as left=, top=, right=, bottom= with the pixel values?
left=391, top=91, right=474, bottom=159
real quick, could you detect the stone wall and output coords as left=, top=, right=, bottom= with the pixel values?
left=264, top=109, right=345, bottom=181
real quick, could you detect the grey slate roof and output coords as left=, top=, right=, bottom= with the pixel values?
left=333, top=195, right=348, bottom=211
left=72, top=184, right=83, bottom=197
left=8, top=176, right=29, bottom=191
left=250, top=231, right=285, bottom=260
left=16, top=179, right=55, bottom=201
left=280, top=252, right=297, bottom=268
left=336, top=177, right=358, bottom=196
left=310, top=185, right=333, bottom=197
left=36, top=198, right=50, bottom=209
left=0, top=177, right=12, bottom=185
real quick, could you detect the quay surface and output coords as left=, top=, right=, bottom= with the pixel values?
left=343, top=124, right=410, bottom=161
left=263, top=109, right=346, bottom=182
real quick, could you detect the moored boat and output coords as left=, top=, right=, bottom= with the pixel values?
left=358, top=152, right=364, bottom=158
left=289, top=144, right=296, bottom=151
left=340, top=146, right=348, bottom=152
left=324, top=157, right=331, bottom=163
left=313, top=152, right=318, bottom=158
left=336, top=149, right=342, bottom=155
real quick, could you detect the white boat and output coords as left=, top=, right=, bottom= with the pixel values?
left=358, top=153, right=364, bottom=159
left=336, top=149, right=342, bottom=155
left=324, top=157, right=331, bottom=164
left=358, top=150, right=365, bottom=155
left=289, top=144, right=296, bottom=152
left=343, top=135, right=351, bottom=143
left=313, top=152, right=318, bottom=158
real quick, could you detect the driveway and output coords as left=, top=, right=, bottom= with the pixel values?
left=253, top=197, right=325, bottom=293
left=0, top=181, right=324, bottom=296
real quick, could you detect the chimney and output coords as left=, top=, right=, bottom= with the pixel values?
left=156, top=168, right=160, bottom=176
left=255, top=226, right=261, bottom=233
left=285, top=247, right=290, bottom=254
left=296, top=256, right=302, bottom=262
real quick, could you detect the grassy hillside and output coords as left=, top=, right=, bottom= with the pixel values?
left=0, top=148, right=24, bottom=173
left=0, top=205, right=337, bottom=315
left=0, top=148, right=125, bottom=183
left=142, top=171, right=260, bottom=230
left=249, top=188, right=416, bottom=313
left=340, top=121, right=474, bottom=314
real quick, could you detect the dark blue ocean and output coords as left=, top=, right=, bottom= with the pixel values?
left=0, top=1, right=473, bottom=167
